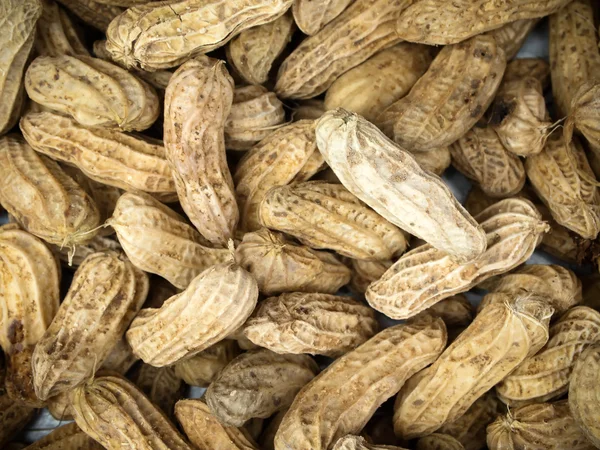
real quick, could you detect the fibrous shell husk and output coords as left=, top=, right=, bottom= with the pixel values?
left=173, top=340, right=240, bottom=387
left=35, top=0, right=89, bottom=57
left=569, top=342, right=600, bottom=448
left=55, top=0, right=123, bottom=32
left=292, top=0, right=353, bottom=35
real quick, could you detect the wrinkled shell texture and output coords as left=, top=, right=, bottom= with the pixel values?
left=567, top=81, right=600, bottom=150
left=173, top=340, right=240, bottom=387
left=292, top=0, right=352, bottom=35
left=36, top=0, right=89, bottom=58
left=569, top=343, right=600, bottom=447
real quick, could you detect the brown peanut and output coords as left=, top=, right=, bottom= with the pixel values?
left=36, top=0, right=89, bottom=57
left=569, top=342, right=600, bottom=448
left=24, top=422, right=103, bottom=450
left=174, top=340, right=240, bottom=387
left=130, top=364, right=184, bottom=418
left=56, top=0, right=122, bottom=31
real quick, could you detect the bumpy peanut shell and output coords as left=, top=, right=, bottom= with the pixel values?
left=487, top=19, right=538, bottom=60
left=566, top=81, right=600, bottom=150
left=569, top=342, right=600, bottom=447
left=130, top=364, right=184, bottom=418
left=274, top=315, right=447, bottom=450
left=51, top=234, right=122, bottom=268
left=349, top=259, right=392, bottom=294
left=36, top=0, right=88, bottom=57
left=417, top=434, right=465, bottom=450
left=56, top=0, right=122, bottom=31
left=174, top=340, right=240, bottom=387
left=292, top=0, right=352, bottom=35
left=32, top=251, right=149, bottom=400
left=24, top=422, right=103, bottom=450
left=164, top=56, right=238, bottom=246
left=333, top=435, right=408, bottom=450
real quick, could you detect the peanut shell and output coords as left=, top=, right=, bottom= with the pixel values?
left=24, top=422, right=103, bottom=450
left=565, top=81, right=600, bottom=150
left=333, top=435, right=408, bottom=450
left=416, top=434, right=465, bottom=450
left=349, top=259, right=392, bottom=294
left=56, top=0, right=122, bottom=31
left=416, top=295, right=474, bottom=328
left=36, top=0, right=88, bottom=57
left=487, top=19, right=538, bottom=60
left=569, top=342, right=600, bottom=448
left=292, top=0, right=352, bottom=35
left=130, top=364, right=184, bottom=418
left=100, top=336, right=138, bottom=375
left=410, top=146, right=451, bottom=176
left=173, top=340, right=240, bottom=387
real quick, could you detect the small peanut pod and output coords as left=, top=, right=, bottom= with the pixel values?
left=71, top=375, right=192, bottom=450
left=324, top=43, right=433, bottom=124
left=56, top=0, right=122, bottom=31
left=130, top=364, right=184, bottom=418
left=25, top=55, right=159, bottom=131
left=0, top=225, right=60, bottom=406
left=417, top=434, right=465, bottom=450
left=449, top=124, right=525, bottom=198
left=349, top=259, right=392, bottom=294
left=164, top=56, right=238, bottom=246
left=333, top=435, right=408, bottom=450
left=0, top=135, right=101, bottom=248
left=126, top=258, right=258, bottom=367
left=486, top=19, right=538, bottom=61
left=410, top=146, right=451, bottom=176
left=36, top=0, right=89, bottom=57
left=565, top=81, right=600, bottom=150
left=24, top=422, right=104, bottom=450
left=394, top=296, right=553, bottom=439
left=274, top=315, right=447, bottom=450
left=109, top=191, right=230, bottom=289
left=378, top=35, right=506, bottom=152
left=569, top=343, right=600, bottom=447
left=99, top=336, right=138, bottom=375
left=32, top=251, right=149, bottom=400
left=486, top=401, right=595, bottom=450
left=20, top=111, right=177, bottom=202
left=259, top=181, right=408, bottom=261
left=106, top=0, right=293, bottom=71
left=292, top=0, right=352, bottom=35
left=174, top=340, right=240, bottom=387
left=235, top=228, right=351, bottom=295
left=243, top=292, right=379, bottom=356
left=416, top=295, right=474, bottom=328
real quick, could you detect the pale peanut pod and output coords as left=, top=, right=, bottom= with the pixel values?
left=0, top=225, right=60, bottom=406
left=164, top=56, right=238, bottom=246
left=243, top=292, right=379, bottom=356
left=25, top=55, right=160, bottom=131
left=565, top=81, right=600, bottom=150
left=176, top=399, right=259, bottom=450
left=235, top=228, right=351, bottom=295
left=410, top=146, right=452, bottom=176
left=324, top=43, right=433, bottom=124
left=349, top=259, right=392, bottom=294
left=46, top=392, right=73, bottom=421
left=106, top=0, right=294, bottom=71
left=130, top=364, right=184, bottom=418
left=449, top=124, right=525, bottom=198
left=23, top=422, right=104, bottom=450
left=226, top=13, right=295, bottom=85
left=71, top=374, right=192, bottom=450
left=416, top=434, right=465, bottom=450
left=206, top=350, right=319, bottom=426
left=293, top=99, right=326, bottom=120
left=108, top=191, right=230, bottom=289
left=0, top=135, right=101, bottom=248
left=126, top=258, right=258, bottom=367
left=56, top=0, right=122, bottom=31
left=174, top=340, right=240, bottom=387
left=32, top=251, right=149, bottom=400
left=503, top=58, right=551, bottom=87
left=496, top=306, right=600, bottom=405
left=395, top=0, right=572, bottom=45
left=0, top=391, right=34, bottom=446
left=293, top=150, right=327, bottom=182
left=569, top=343, right=600, bottom=447
left=315, top=109, right=486, bottom=262
left=393, top=296, right=553, bottom=439
left=0, top=0, right=41, bottom=136
left=225, top=85, right=286, bottom=151
left=274, top=0, right=412, bottom=99
left=259, top=181, right=408, bottom=261
left=50, top=235, right=122, bottom=267
left=549, top=0, right=600, bottom=117
left=36, top=0, right=88, bottom=57
left=21, top=111, right=177, bottom=202
left=234, top=120, right=318, bottom=232
left=292, top=0, right=353, bottom=35
left=486, top=19, right=538, bottom=60
left=486, top=400, right=595, bottom=450
left=274, top=315, right=447, bottom=450
left=416, top=295, right=474, bottom=328
left=378, top=35, right=506, bottom=151
left=333, top=435, right=408, bottom=450
left=525, top=134, right=600, bottom=239
left=100, top=336, right=139, bottom=375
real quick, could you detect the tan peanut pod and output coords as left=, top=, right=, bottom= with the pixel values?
left=164, top=56, right=237, bottom=246
left=417, top=434, right=465, bottom=450
left=333, top=435, right=408, bottom=450
left=349, top=259, right=392, bottom=294
left=416, top=295, right=474, bottom=328
left=274, top=0, right=411, bottom=99
left=36, top=0, right=88, bottom=57
left=293, top=99, right=326, bottom=121
left=46, top=392, right=73, bottom=421
left=109, top=191, right=230, bottom=289
left=395, top=0, right=572, bottom=45
left=206, top=350, right=319, bottom=426
left=464, top=186, right=496, bottom=217
left=393, top=296, right=553, bottom=439
left=100, top=336, right=138, bottom=375
left=176, top=399, right=259, bottom=450
left=174, top=340, right=240, bottom=387
left=71, top=374, right=192, bottom=450
left=504, top=58, right=551, bottom=87
left=566, top=81, right=600, bottom=150
left=227, top=13, right=295, bottom=85
left=438, top=392, right=504, bottom=450
left=449, top=125, right=525, bottom=198
left=293, top=150, right=327, bottom=182
left=50, top=235, right=122, bottom=267
left=292, top=0, right=352, bottom=35
left=225, top=85, right=286, bottom=151
left=0, top=0, right=40, bottom=136
left=259, top=181, right=408, bottom=261
left=0, top=225, right=60, bottom=406
left=274, top=315, right=447, bottom=450
left=234, top=120, right=318, bottom=232
left=23, top=422, right=104, bottom=450
left=130, top=364, right=184, bottom=418
left=550, top=0, right=600, bottom=117
left=21, top=111, right=177, bottom=202
left=378, top=35, right=506, bottom=152
left=126, top=258, right=258, bottom=367
left=569, top=343, right=600, bottom=447
left=0, top=135, right=100, bottom=248
left=324, top=43, right=433, bottom=123
left=316, top=109, right=486, bottom=262
left=496, top=306, right=600, bottom=405
left=55, top=0, right=122, bottom=31
left=235, top=228, right=351, bottom=295
left=486, top=19, right=538, bottom=61
left=243, top=292, right=379, bottom=356
left=525, top=134, right=600, bottom=239
left=411, top=146, right=451, bottom=176
left=486, top=401, right=595, bottom=450
left=106, top=0, right=293, bottom=71
left=32, top=251, right=149, bottom=400
left=25, top=55, right=159, bottom=131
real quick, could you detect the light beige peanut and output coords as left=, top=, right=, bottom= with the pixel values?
left=108, top=191, right=230, bottom=289
left=130, top=364, right=184, bottom=418
left=503, top=58, right=551, bottom=86
left=235, top=228, right=351, bottom=295
left=259, top=181, right=408, bottom=261
left=126, top=257, right=258, bottom=367
left=47, top=392, right=73, bottom=421
left=333, top=435, right=408, bottom=450
left=293, top=99, right=326, bottom=121
left=569, top=342, right=600, bottom=447
left=393, top=296, right=553, bottom=439
left=243, top=292, right=379, bottom=356
left=416, top=295, right=474, bottom=328
left=32, top=251, right=148, bottom=400
left=227, top=13, right=295, bottom=85
left=56, top=0, right=122, bottom=31
left=23, top=422, right=104, bottom=450
left=174, top=340, right=240, bottom=387
left=417, top=434, right=465, bottom=450
left=486, top=19, right=538, bottom=60
left=292, top=0, right=352, bottom=35
left=99, top=336, right=138, bottom=375
left=25, top=55, right=160, bottom=131
left=106, top=0, right=293, bottom=71
left=410, top=147, right=452, bottom=176
left=565, top=81, right=600, bottom=150
left=50, top=235, right=122, bottom=267
left=36, top=0, right=88, bottom=57
left=164, top=56, right=238, bottom=246
left=349, top=259, right=392, bottom=294
left=316, top=110, right=485, bottom=261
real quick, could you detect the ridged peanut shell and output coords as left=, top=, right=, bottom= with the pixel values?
left=24, top=422, right=103, bottom=450
left=55, top=0, right=122, bottom=31
left=333, top=435, right=408, bottom=450
left=569, top=342, right=600, bottom=447
left=292, top=0, right=352, bottom=35
left=35, top=0, right=88, bottom=57
left=565, top=81, right=600, bottom=150
left=417, top=434, right=465, bottom=450
left=486, top=19, right=538, bottom=60
left=174, top=340, right=240, bottom=387
left=130, top=364, right=184, bottom=418
left=349, top=259, right=392, bottom=294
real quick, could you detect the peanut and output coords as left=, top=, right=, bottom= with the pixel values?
left=487, top=19, right=538, bottom=60
left=56, top=0, right=122, bottom=31
left=348, top=259, right=392, bottom=294
left=36, top=0, right=89, bottom=57
left=416, top=295, right=474, bottom=328
left=100, top=336, right=138, bottom=374
left=569, top=342, right=600, bottom=448
left=410, top=146, right=452, bottom=176
left=130, top=364, right=184, bottom=418
left=173, top=340, right=240, bottom=387
left=417, top=434, right=465, bottom=450
left=292, top=0, right=352, bottom=35
left=23, top=422, right=103, bottom=450
left=565, top=81, right=600, bottom=151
